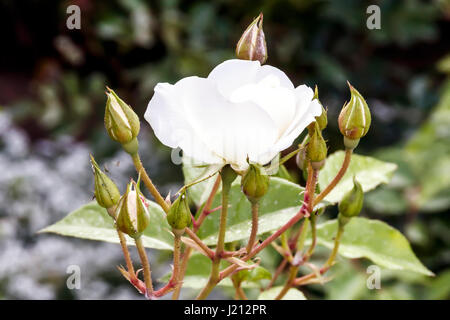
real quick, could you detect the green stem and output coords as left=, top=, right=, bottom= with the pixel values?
left=304, top=213, right=317, bottom=261
left=267, top=258, right=288, bottom=289
left=196, top=175, right=232, bottom=300
left=117, top=228, right=135, bottom=276
left=195, top=175, right=221, bottom=231
left=313, top=148, right=352, bottom=207
left=171, top=233, right=182, bottom=299
left=232, top=280, right=248, bottom=300
left=172, top=247, right=191, bottom=300
left=173, top=175, right=221, bottom=300
left=185, top=227, right=215, bottom=259
left=135, top=236, right=153, bottom=297
left=295, top=218, right=310, bottom=253
left=292, top=222, right=345, bottom=286
left=324, top=223, right=344, bottom=268
left=107, top=207, right=136, bottom=277
left=275, top=265, right=298, bottom=300
left=130, top=153, right=170, bottom=213
left=275, top=164, right=318, bottom=300
left=219, top=205, right=307, bottom=281
left=279, top=148, right=301, bottom=166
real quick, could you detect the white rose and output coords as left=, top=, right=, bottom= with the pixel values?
left=145, top=59, right=322, bottom=171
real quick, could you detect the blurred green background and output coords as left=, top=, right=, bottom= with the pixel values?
left=0, top=0, right=449, bottom=299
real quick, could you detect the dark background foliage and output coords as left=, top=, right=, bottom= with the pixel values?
left=0, top=0, right=449, bottom=299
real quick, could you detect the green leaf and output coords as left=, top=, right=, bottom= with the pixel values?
left=318, top=151, right=397, bottom=203
left=324, top=259, right=368, bottom=300
left=182, top=156, right=225, bottom=207
left=365, top=188, right=408, bottom=215
left=310, top=217, right=433, bottom=276
left=39, top=201, right=174, bottom=250
left=198, top=177, right=306, bottom=245
left=158, top=253, right=259, bottom=289
left=427, top=269, right=450, bottom=300
left=235, top=266, right=272, bottom=285
left=257, top=286, right=306, bottom=300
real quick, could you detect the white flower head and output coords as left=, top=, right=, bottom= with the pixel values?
left=145, top=59, right=322, bottom=171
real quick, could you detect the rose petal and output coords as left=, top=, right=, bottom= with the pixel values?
left=175, top=76, right=278, bottom=170
left=256, top=64, right=294, bottom=89
left=208, top=59, right=261, bottom=99
left=145, top=80, right=223, bottom=165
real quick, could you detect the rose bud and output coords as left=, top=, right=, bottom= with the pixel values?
left=295, top=147, right=307, bottom=172
left=236, top=13, right=268, bottom=64
left=90, top=154, right=121, bottom=213
left=116, top=180, right=150, bottom=239
left=241, top=163, right=269, bottom=203
left=313, top=85, right=328, bottom=131
left=338, top=83, right=371, bottom=149
left=221, top=165, right=238, bottom=187
left=338, top=177, right=364, bottom=225
left=104, top=87, right=140, bottom=153
left=167, top=192, right=192, bottom=233
left=306, top=122, right=327, bottom=170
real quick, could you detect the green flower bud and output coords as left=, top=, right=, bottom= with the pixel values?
left=104, top=87, right=140, bottom=146
left=116, top=180, right=150, bottom=238
left=338, top=177, right=364, bottom=218
left=295, top=147, right=307, bottom=172
left=313, top=86, right=328, bottom=131
left=90, top=154, right=120, bottom=211
left=241, top=164, right=269, bottom=202
left=338, top=212, right=351, bottom=227
left=221, top=165, right=238, bottom=187
left=167, top=192, right=192, bottom=232
left=338, top=83, right=371, bottom=147
left=306, top=122, right=327, bottom=165
left=236, top=13, right=268, bottom=64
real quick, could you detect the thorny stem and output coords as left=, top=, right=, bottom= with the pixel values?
left=275, top=164, right=318, bottom=300
left=292, top=218, right=309, bottom=252
left=170, top=232, right=182, bottom=299
left=267, top=258, right=288, bottom=289
left=117, top=228, right=135, bottom=276
left=219, top=205, right=308, bottom=281
left=135, top=236, right=154, bottom=297
left=195, top=175, right=221, bottom=231
left=293, top=222, right=345, bottom=286
left=246, top=201, right=259, bottom=254
left=313, top=148, right=352, bottom=207
left=151, top=232, right=183, bottom=298
left=130, top=153, right=170, bottom=213
left=275, top=265, right=299, bottom=300
left=304, top=213, right=317, bottom=261
left=107, top=207, right=136, bottom=278
left=232, top=280, right=248, bottom=300
left=185, top=227, right=215, bottom=259
left=196, top=176, right=232, bottom=300
left=172, top=247, right=191, bottom=300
